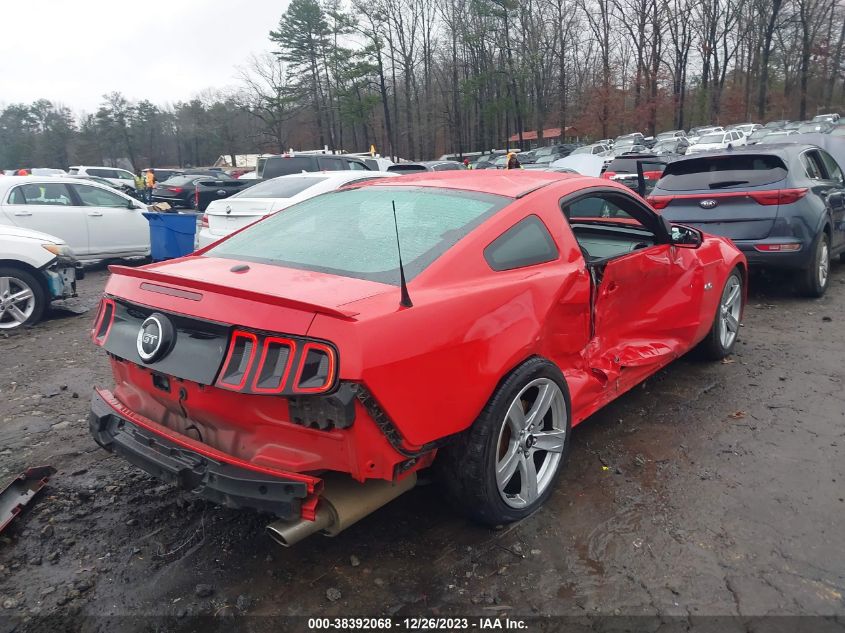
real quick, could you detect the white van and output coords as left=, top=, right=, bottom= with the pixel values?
left=68, top=166, right=137, bottom=191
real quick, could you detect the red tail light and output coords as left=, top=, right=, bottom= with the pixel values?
left=91, top=298, right=116, bottom=346
left=643, top=170, right=663, bottom=180
left=754, top=243, right=802, bottom=252
left=216, top=331, right=337, bottom=395
left=200, top=213, right=209, bottom=228
left=748, top=188, right=808, bottom=205
left=251, top=337, right=297, bottom=394
left=647, top=188, right=808, bottom=210
left=293, top=342, right=337, bottom=394
left=602, top=171, right=615, bottom=179
left=167, top=187, right=183, bottom=194
left=216, top=330, right=259, bottom=391
left=194, top=184, right=200, bottom=209
left=647, top=195, right=671, bottom=209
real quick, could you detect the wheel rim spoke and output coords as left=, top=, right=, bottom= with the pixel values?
left=518, top=453, right=539, bottom=503
left=725, top=312, right=739, bottom=333
left=532, top=429, right=566, bottom=453
left=0, top=277, right=9, bottom=296
left=7, top=305, right=27, bottom=324
left=525, top=383, right=554, bottom=429
left=496, top=444, right=520, bottom=488
left=505, top=398, right=526, bottom=433
left=10, top=288, right=33, bottom=305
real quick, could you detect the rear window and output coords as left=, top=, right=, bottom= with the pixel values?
left=262, top=157, right=317, bottom=179
left=657, top=155, right=788, bottom=191
left=205, top=187, right=509, bottom=284
left=387, top=164, right=428, bottom=174
left=605, top=157, right=664, bottom=174
left=230, top=176, right=326, bottom=199
left=161, top=176, right=198, bottom=186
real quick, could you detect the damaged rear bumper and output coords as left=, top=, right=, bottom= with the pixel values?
left=88, top=389, right=321, bottom=521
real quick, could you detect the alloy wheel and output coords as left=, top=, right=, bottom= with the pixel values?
left=719, top=275, right=742, bottom=349
left=818, top=240, right=830, bottom=289
left=495, top=378, right=567, bottom=509
left=0, top=276, right=36, bottom=329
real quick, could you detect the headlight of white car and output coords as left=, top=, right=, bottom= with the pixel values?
left=42, top=243, right=74, bottom=257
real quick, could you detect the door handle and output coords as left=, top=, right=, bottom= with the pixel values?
left=14, top=211, right=32, bottom=217
left=606, top=281, right=619, bottom=293
left=87, top=211, right=103, bottom=217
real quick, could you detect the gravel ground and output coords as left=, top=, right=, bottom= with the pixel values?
left=0, top=264, right=843, bottom=631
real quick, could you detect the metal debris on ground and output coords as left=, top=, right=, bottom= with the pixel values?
left=0, top=465, right=57, bottom=534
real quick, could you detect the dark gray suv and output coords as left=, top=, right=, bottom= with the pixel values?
left=648, top=145, right=845, bottom=297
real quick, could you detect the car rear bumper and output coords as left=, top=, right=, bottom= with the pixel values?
left=734, top=239, right=813, bottom=270
left=89, top=389, right=322, bottom=521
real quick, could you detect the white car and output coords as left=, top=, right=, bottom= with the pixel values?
left=0, top=176, right=150, bottom=262
left=197, top=171, right=396, bottom=248
left=570, top=143, right=611, bottom=156
left=68, top=165, right=137, bottom=191
left=686, top=130, right=747, bottom=154
left=727, top=123, right=762, bottom=136
left=0, top=225, right=81, bottom=329
left=687, top=126, right=725, bottom=144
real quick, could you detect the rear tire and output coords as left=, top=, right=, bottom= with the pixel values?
left=698, top=268, right=743, bottom=360
left=438, top=357, right=571, bottom=526
left=0, top=267, right=47, bottom=330
left=798, top=232, right=830, bottom=298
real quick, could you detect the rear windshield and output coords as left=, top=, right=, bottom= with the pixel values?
left=387, top=165, right=428, bottom=173
left=161, top=176, right=197, bottom=186
left=205, top=187, right=509, bottom=284
left=231, top=176, right=326, bottom=199
left=698, top=133, right=726, bottom=144
left=262, top=157, right=316, bottom=179
left=605, top=158, right=664, bottom=173
left=657, top=154, right=788, bottom=191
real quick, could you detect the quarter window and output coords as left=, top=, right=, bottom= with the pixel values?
left=484, top=216, right=559, bottom=271
left=801, top=152, right=825, bottom=180
left=818, top=150, right=844, bottom=183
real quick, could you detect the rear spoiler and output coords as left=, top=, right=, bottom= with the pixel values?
left=108, top=264, right=359, bottom=320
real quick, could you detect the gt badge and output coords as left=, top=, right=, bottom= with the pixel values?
left=136, top=313, right=175, bottom=363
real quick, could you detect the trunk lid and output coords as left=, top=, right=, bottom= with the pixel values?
left=650, top=190, right=780, bottom=240
left=205, top=198, right=280, bottom=237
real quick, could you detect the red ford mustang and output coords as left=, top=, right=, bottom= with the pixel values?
left=89, top=171, right=746, bottom=545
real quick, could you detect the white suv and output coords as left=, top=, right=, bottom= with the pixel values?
left=0, top=225, right=82, bottom=329
left=68, top=166, right=137, bottom=192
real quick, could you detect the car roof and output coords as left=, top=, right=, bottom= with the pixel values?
left=357, top=169, right=589, bottom=198
left=0, top=175, right=131, bottom=192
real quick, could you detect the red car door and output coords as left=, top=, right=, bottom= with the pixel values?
left=563, top=190, right=703, bottom=397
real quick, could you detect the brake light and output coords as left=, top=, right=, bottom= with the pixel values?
left=602, top=171, right=615, bottom=179
left=194, top=184, right=200, bottom=209
left=292, top=342, right=336, bottom=394
left=91, top=298, right=115, bottom=346
left=753, top=188, right=808, bottom=205
left=251, top=337, right=296, bottom=394
left=647, top=188, right=809, bottom=209
left=167, top=187, right=183, bottom=194
left=200, top=213, right=209, bottom=228
left=215, top=331, right=337, bottom=395
left=643, top=170, right=663, bottom=180
left=754, top=243, right=802, bottom=252
left=216, top=330, right=258, bottom=391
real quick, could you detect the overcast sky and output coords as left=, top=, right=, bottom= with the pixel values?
left=0, top=0, right=289, bottom=114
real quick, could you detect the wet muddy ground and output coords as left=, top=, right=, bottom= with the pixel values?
left=0, top=264, right=843, bottom=631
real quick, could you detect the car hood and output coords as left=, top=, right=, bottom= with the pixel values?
left=0, top=225, right=65, bottom=244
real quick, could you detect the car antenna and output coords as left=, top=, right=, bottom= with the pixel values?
left=392, top=200, right=413, bottom=308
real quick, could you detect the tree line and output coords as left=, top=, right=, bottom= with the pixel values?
left=2, top=0, right=843, bottom=170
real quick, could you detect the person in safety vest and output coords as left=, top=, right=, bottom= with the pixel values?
left=144, top=169, right=156, bottom=203
left=463, top=158, right=472, bottom=169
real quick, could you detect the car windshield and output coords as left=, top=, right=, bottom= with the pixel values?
left=230, top=176, right=327, bottom=199
left=798, top=123, right=829, bottom=133
left=205, top=187, right=509, bottom=284
left=657, top=154, right=788, bottom=191
left=570, top=146, right=593, bottom=155
left=653, top=140, right=676, bottom=150
left=161, top=176, right=198, bottom=186
left=616, top=137, right=636, bottom=146
left=830, top=127, right=845, bottom=137
left=760, top=133, right=792, bottom=143
left=698, top=133, right=726, bottom=144
left=749, top=130, right=769, bottom=139
left=656, top=132, right=676, bottom=140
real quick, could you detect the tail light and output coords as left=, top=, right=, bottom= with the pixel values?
left=602, top=171, right=615, bottom=179
left=167, top=187, right=183, bottom=194
left=200, top=213, right=209, bottom=228
left=754, top=243, right=802, bottom=252
left=91, top=298, right=116, bottom=346
left=647, top=195, right=671, bottom=209
left=215, top=330, right=337, bottom=395
left=194, top=184, right=200, bottom=209
left=647, top=188, right=808, bottom=210
left=643, top=170, right=663, bottom=180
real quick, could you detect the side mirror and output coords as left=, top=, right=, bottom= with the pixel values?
left=127, top=198, right=136, bottom=209
left=671, top=224, right=703, bottom=248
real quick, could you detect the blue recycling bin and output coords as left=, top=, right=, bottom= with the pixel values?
left=143, top=212, right=198, bottom=261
